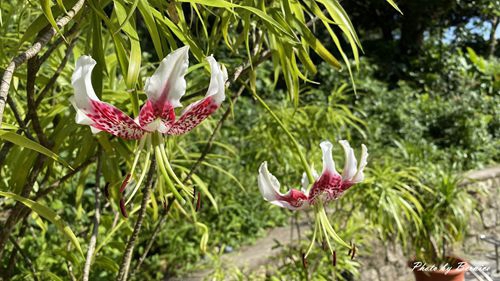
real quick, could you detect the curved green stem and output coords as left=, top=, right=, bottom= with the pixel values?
left=155, top=146, right=186, bottom=205
left=253, top=92, right=314, bottom=184
left=318, top=206, right=351, bottom=249
left=158, top=142, right=192, bottom=197
left=305, top=218, right=318, bottom=258
left=125, top=151, right=150, bottom=205
left=129, top=136, right=146, bottom=177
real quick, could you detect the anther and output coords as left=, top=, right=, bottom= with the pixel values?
left=119, top=173, right=131, bottom=193
left=351, top=243, right=356, bottom=260
left=196, top=191, right=202, bottom=212
left=119, top=198, right=128, bottom=218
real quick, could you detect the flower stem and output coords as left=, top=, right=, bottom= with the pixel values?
left=317, top=206, right=351, bottom=249
left=116, top=153, right=156, bottom=281
left=155, top=146, right=186, bottom=205
left=158, top=142, right=192, bottom=197
left=252, top=92, right=315, bottom=184
left=305, top=218, right=319, bottom=258
left=129, top=136, right=146, bottom=177
left=125, top=150, right=151, bottom=205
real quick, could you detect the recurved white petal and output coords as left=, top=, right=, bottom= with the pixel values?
left=339, top=140, right=358, bottom=181
left=144, top=46, right=189, bottom=108
left=204, top=55, right=227, bottom=105
left=320, top=141, right=340, bottom=176
left=71, top=56, right=100, bottom=111
left=352, top=144, right=368, bottom=183
left=258, top=162, right=282, bottom=201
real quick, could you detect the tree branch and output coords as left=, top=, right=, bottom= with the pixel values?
left=116, top=154, right=156, bottom=281
left=35, top=157, right=95, bottom=200
left=131, top=198, right=173, bottom=275
left=0, top=154, right=46, bottom=263
left=6, top=96, right=34, bottom=140
left=8, top=236, right=39, bottom=281
left=82, top=151, right=102, bottom=281
left=0, top=0, right=85, bottom=126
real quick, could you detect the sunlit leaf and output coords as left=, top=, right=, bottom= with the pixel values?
left=0, top=191, right=83, bottom=257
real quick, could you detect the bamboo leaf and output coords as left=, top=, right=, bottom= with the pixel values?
left=0, top=130, right=72, bottom=169
left=178, top=0, right=291, bottom=37
left=386, top=0, right=403, bottom=14
left=40, top=0, right=63, bottom=39
left=0, top=191, right=83, bottom=257
left=137, top=0, right=164, bottom=58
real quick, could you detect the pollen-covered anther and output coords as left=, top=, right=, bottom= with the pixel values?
left=120, top=198, right=128, bottom=218
left=350, top=243, right=356, bottom=260
left=119, top=173, right=131, bottom=193
left=301, top=253, right=308, bottom=269
left=196, top=191, right=202, bottom=212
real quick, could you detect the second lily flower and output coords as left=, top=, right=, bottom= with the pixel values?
left=258, top=140, right=368, bottom=210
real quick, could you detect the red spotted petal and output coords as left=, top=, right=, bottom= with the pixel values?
left=86, top=100, right=145, bottom=140
left=308, top=171, right=343, bottom=203
left=167, top=96, right=219, bottom=135
left=277, top=189, right=309, bottom=209
left=138, top=99, right=175, bottom=132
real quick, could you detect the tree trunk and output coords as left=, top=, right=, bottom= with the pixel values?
left=488, top=17, right=499, bottom=58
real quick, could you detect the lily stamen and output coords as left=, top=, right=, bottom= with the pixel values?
left=119, top=198, right=128, bottom=218
left=196, top=191, right=202, bottom=212
left=119, top=173, right=131, bottom=193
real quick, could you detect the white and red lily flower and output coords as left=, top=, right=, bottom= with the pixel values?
left=258, top=140, right=368, bottom=210
left=71, top=46, right=228, bottom=139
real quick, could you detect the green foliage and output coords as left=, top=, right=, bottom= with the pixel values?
left=0, top=0, right=496, bottom=279
left=410, top=169, right=477, bottom=264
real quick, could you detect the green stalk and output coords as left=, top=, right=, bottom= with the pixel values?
left=305, top=218, right=319, bottom=258
left=155, top=146, right=186, bottom=205
left=126, top=135, right=151, bottom=205
left=319, top=215, right=334, bottom=254
left=129, top=136, right=146, bottom=177
left=253, top=93, right=315, bottom=185
left=125, top=150, right=151, bottom=205
left=318, top=206, right=351, bottom=249
left=158, top=142, right=192, bottom=196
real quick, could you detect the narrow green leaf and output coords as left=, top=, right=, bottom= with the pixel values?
left=40, top=0, right=63, bottom=39
left=0, top=130, right=72, bottom=169
left=386, top=0, right=403, bottom=14
left=114, top=0, right=142, bottom=90
left=115, top=0, right=140, bottom=34
left=137, top=0, right=164, bottom=58
left=0, top=191, right=83, bottom=257
left=290, top=17, right=341, bottom=69
left=91, top=12, right=105, bottom=98
left=179, top=0, right=291, bottom=37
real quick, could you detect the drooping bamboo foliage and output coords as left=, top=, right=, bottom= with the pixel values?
left=0, top=0, right=409, bottom=279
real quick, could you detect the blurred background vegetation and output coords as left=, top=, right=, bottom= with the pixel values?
left=0, top=0, right=498, bottom=280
